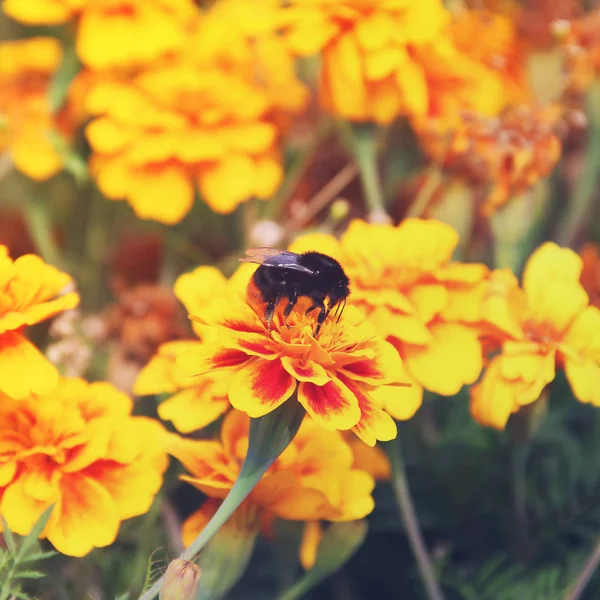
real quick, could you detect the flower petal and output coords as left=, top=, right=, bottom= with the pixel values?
left=281, top=356, right=330, bottom=385
left=300, top=521, right=322, bottom=570
left=369, top=382, right=423, bottom=422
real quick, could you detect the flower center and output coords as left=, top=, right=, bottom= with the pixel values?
left=523, top=319, right=561, bottom=345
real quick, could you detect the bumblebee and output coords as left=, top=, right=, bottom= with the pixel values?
left=242, top=248, right=350, bottom=335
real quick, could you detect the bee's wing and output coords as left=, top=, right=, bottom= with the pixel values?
left=241, top=248, right=314, bottom=274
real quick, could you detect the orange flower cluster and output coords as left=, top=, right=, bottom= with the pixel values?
left=417, top=104, right=564, bottom=214
left=471, top=243, right=600, bottom=429
left=0, top=38, right=71, bottom=181
left=291, top=219, right=488, bottom=401
left=0, top=245, right=79, bottom=399
left=170, top=410, right=376, bottom=554
left=0, top=377, right=168, bottom=556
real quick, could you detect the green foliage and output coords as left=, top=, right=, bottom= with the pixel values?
left=0, top=506, right=56, bottom=600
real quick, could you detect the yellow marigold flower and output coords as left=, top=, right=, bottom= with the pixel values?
left=171, top=409, right=376, bottom=547
left=0, top=245, right=79, bottom=399
left=0, top=377, right=169, bottom=556
left=416, top=104, right=563, bottom=215
left=134, top=266, right=255, bottom=432
left=2, top=0, right=197, bottom=70
left=0, top=37, right=68, bottom=181
left=290, top=219, right=488, bottom=399
left=281, top=0, right=449, bottom=123
left=470, top=242, right=600, bottom=429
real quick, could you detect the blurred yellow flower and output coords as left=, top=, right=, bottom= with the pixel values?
left=2, top=0, right=197, bottom=70
left=471, top=243, right=600, bottom=429
left=180, top=278, right=416, bottom=446
left=291, top=219, right=488, bottom=399
left=134, top=265, right=255, bottom=432
left=0, top=245, right=79, bottom=399
left=0, top=37, right=69, bottom=181
left=282, top=0, right=449, bottom=123
left=171, top=410, right=376, bottom=546
left=0, top=377, right=168, bottom=556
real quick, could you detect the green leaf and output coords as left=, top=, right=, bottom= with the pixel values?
left=2, top=517, right=16, bottom=555
left=22, top=551, right=57, bottom=563
left=46, top=130, right=89, bottom=185
left=13, top=570, right=46, bottom=580
left=48, top=41, right=81, bottom=113
left=18, top=505, right=54, bottom=559
left=276, top=521, right=368, bottom=600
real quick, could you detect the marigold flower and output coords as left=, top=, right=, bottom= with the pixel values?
left=416, top=104, right=563, bottom=215
left=171, top=410, right=376, bottom=546
left=0, top=245, right=79, bottom=399
left=179, top=269, right=416, bottom=446
left=0, top=37, right=69, bottom=181
left=470, top=242, right=600, bottom=429
left=580, top=242, right=600, bottom=309
left=290, top=218, right=487, bottom=399
left=281, top=0, right=449, bottom=123
left=0, top=377, right=168, bottom=556
left=3, top=0, right=197, bottom=70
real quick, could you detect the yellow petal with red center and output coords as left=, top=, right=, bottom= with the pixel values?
left=0, top=332, right=60, bottom=399
left=199, top=154, right=256, bottom=215
left=134, top=341, right=205, bottom=395
left=1, top=475, right=49, bottom=537
left=128, top=166, right=194, bottom=225
left=46, top=474, right=120, bottom=557
left=338, top=337, right=404, bottom=385
left=176, top=341, right=250, bottom=378
left=2, top=0, right=72, bottom=25
left=228, top=331, right=282, bottom=359
left=343, top=380, right=397, bottom=447
left=281, top=356, right=330, bottom=385
left=230, top=359, right=297, bottom=418
left=300, top=521, right=322, bottom=570
left=402, top=323, right=483, bottom=395
left=406, top=284, right=448, bottom=324
left=298, top=377, right=361, bottom=431
left=470, top=357, right=518, bottom=430
left=369, top=382, right=423, bottom=422
left=158, top=387, right=230, bottom=433
left=523, top=242, right=588, bottom=334
left=564, top=357, right=600, bottom=406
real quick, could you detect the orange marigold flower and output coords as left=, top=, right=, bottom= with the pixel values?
left=291, top=218, right=488, bottom=399
left=281, top=0, right=449, bottom=124
left=0, top=37, right=70, bottom=181
left=416, top=104, right=563, bottom=215
left=0, top=377, right=168, bottom=556
left=579, top=242, right=600, bottom=309
left=0, top=245, right=79, bottom=399
left=471, top=242, right=600, bottom=429
left=3, top=0, right=197, bottom=70
left=179, top=271, right=416, bottom=446
left=134, top=265, right=254, bottom=432
left=171, top=409, right=376, bottom=547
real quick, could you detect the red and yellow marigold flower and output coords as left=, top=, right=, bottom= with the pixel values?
left=291, top=218, right=488, bottom=399
left=170, top=409, right=376, bottom=548
left=0, top=245, right=79, bottom=399
left=281, top=0, right=449, bottom=124
left=0, top=37, right=71, bottom=181
left=0, top=377, right=168, bottom=556
left=179, top=272, right=416, bottom=446
left=471, top=242, right=600, bottom=429
left=416, top=104, right=563, bottom=215
left=134, top=265, right=255, bottom=432
left=2, top=0, right=197, bottom=70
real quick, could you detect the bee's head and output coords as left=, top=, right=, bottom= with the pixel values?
left=329, top=274, right=350, bottom=307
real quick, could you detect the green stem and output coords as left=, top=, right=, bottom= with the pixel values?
left=137, top=401, right=305, bottom=600
left=348, top=123, right=387, bottom=218
left=24, top=195, right=64, bottom=269
left=565, top=539, right=600, bottom=600
left=388, top=438, right=445, bottom=600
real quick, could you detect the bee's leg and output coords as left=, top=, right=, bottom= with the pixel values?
left=313, top=301, right=328, bottom=336
left=283, top=288, right=299, bottom=326
left=264, top=293, right=281, bottom=330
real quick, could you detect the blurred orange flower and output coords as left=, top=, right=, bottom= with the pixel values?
left=471, top=242, right=600, bottom=429
left=417, top=104, right=563, bottom=215
left=179, top=277, right=416, bottom=446
left=579, top=242, right=600, bottom=308
left=0, top=377, right=168, bottom=556
left=2, top=0, right=197, bottom=70
left=0, top=37, right=70, bottom=181
left=0, top=245, right=79, bottom=399
left=171, top=410, right=376, bottom=546
left=291, top=219, right=488, bottom=399
left=282, top=0, right=449, bottom=123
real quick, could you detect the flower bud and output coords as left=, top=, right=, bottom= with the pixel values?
left=159, top=559, right=201, bottom=600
